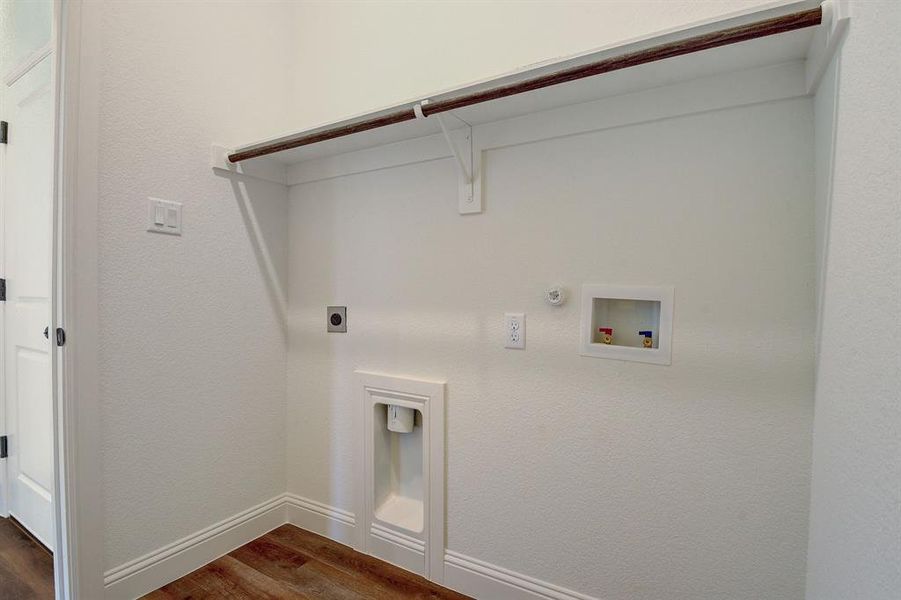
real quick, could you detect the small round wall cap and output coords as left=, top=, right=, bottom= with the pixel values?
left=545, top=286, right=566, bottom=306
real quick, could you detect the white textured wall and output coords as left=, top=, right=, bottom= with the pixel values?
left=74, top=1, right=872, bottom=594
left=288, top=0, right=778, bottom=131
left=805, top=2, right=901, bottom=598
left=80, top=0, right=293, bottom=569
left=286, top=97, right=815, bottom=599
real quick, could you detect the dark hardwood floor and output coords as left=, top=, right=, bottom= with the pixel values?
left=0, top=517, right=54, bottom=600
left=144, top=524, right=473, bottom=599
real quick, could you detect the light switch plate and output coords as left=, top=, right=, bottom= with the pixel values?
left=147, top=198, right=182, bottom=235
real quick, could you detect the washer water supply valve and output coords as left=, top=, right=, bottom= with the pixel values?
left=639, top=330, right=653, bottom=348
left=599, top=328, right=614, bottom=345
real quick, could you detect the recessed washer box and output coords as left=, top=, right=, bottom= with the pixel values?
left=579, top=284, right=674, bottom=365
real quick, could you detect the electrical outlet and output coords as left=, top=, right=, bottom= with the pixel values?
left=505, top=313, right=525, bottom=349
left=327, top=306, right=347, bottom=332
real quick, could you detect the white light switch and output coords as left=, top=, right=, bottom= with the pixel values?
left=147, top=198, right=182, bottom=235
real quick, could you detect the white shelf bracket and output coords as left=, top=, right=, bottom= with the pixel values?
left=415, top=101, right=481, bottom=214
left=433, top=113, right=472, bottom=184
left=210, top=143, right=287, bottom=186
left=805, top=0, right=851, bottom=94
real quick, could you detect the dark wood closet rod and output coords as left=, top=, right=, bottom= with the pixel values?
left=229, top=6, right=822, bottom=163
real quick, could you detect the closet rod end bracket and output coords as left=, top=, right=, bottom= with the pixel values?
left=805, top=0, right=851, bottom=93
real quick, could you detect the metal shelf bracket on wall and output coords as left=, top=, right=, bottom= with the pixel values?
left=414, top=101, right=481, bottom=215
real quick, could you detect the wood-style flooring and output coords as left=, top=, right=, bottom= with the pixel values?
left=144, top=524, right=473, bottom=599
left=0, top=517, right=54, bottom=600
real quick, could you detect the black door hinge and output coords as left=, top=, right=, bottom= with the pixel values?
left=0, top=121, right=7, bottom=144
left=0, top=436, right=7, bottom=459
left=0, top=278, right=5, bottom=302
left=56, top=327, right=66, bottom=347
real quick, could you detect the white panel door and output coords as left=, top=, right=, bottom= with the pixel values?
left=3, top=54, right=55, bottom=550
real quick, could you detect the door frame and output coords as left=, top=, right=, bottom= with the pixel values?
left=51, top=0, right=104, bottom=597
left=0, top=0, right=84, bottom=596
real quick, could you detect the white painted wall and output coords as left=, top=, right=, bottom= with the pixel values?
left=288, top=0, right=779, bottom=132
left=74, top=0, right=293, bottom=570
left=805, top=2, right=901, bottom=598
left=67, top=0, right=809, bottom=583
left=286, top=95, right=816, bottom=599
left=70, top=2, right=899, bottom=598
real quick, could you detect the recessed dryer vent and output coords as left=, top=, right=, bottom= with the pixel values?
left=580, top=284, right=674, bottom=365
left=374, top=404, right=423, bottom=533
left=357, top=372, right=446, bottom=583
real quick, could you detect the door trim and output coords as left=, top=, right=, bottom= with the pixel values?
left=0, top=52, right=6, bottom=525
left=52, top=0, right=105, bottom=597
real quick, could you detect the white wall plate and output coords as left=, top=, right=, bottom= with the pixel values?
left=146, top=198, right=182, bottom=236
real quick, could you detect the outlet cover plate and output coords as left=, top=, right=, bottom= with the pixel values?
left=327, top=306, right=347, bottom=332
left=505, top=312, right=525, bottom=349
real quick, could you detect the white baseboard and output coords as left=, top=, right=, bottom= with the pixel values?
left=283, top=494, right=600, bottom=600
left=444, top=550, right=600, bottom=600
left=283, top=492, right=358, bottom=549
left=102, top=493, right=600, bottom=600
left=102, top=495, right=286, bottom=600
